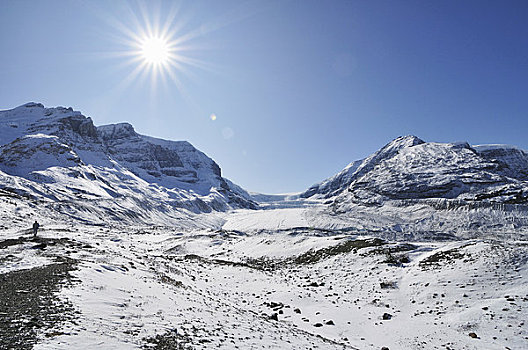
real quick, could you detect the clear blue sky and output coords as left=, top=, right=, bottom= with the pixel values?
left=1, top=0, right=527, bottom=193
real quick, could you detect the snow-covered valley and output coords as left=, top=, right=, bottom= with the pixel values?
left=1, top=218, right=527, bottom=350
left=1, top=103, right=527, bottom=349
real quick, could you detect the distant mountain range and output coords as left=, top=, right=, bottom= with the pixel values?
left=2, top=102, right=528, bottom=226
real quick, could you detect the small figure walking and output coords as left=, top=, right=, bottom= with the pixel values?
left=32, top=220, right=39, bottom=238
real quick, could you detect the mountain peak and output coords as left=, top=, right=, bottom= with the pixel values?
left=385, top=135, right=425, bottom=149
left=21, top=102, right=45, bottom=109
left=3, top=102, right=82, bottom=122
left=14, top=102, right=77, bottom=114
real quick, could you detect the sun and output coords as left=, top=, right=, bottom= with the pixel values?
left=98, top=2, right=221, bottom=96
left=140, top=36, right=170, bottom=65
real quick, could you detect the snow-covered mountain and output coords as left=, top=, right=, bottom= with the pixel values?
left=0, top=102, right=256, bottom=224
left=302, top=135, right=528, bottom=205
left=1, top=108, right=527, bottom=350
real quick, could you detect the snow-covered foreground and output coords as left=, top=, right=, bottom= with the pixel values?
left=1, top=215, right=527, bottom=350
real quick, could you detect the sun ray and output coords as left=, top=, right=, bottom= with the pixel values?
left=160, top=3, right=184, bottom=39
left=83, top=0, right=263, bottom=106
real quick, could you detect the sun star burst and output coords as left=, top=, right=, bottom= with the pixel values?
left=140, top=36, right=170, bottom=65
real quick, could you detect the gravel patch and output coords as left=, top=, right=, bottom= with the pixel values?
left=0, top=240, right=77, bottom=349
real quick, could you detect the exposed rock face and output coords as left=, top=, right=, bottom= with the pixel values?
left=59, top=115, right=98, bottom=139
left=0, top=103, right=256, bottom=217
left=302, top=135, right=528, bottom=205
left=0, top=135, right=81, bottom=177
left=97, top=123, right=231, bottom=194
left=474, top=145, right=528, bottom=181
left=99, top=124, right=187, bottom=181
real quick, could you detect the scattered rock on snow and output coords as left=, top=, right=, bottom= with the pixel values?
left=307, top=281, right=325, bottom=287
left=380, top=281, right=398, bottom=289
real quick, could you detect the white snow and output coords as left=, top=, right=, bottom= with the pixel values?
left=473, top=144, right=527, bottom=152
left=1, top=105, right=527, bottom=349
left=6, top=222, right=522, bottom=350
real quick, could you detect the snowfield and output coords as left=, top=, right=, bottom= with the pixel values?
left=1, top=201, right=527, bottom=349
left=1, top=103, right=527, bottom=349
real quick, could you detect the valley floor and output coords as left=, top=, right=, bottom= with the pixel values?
left=1, top=213, right=527, bottom=350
